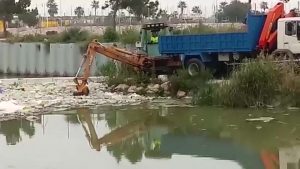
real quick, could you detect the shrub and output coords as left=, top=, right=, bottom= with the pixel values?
left=98, top=61, right=118, bottom=77
left=120, top=28, right=140, bottom=45
left=279, top=63, right=300, bottom=107
left=216, top=61, right=281, bottom=107
left=169, top=69, right=213, bottom=96
left=57, top=27, right=90, bottom=43
left=103, top=27, right=119, bottom=43
left=98, top=61, right=150, bottom=86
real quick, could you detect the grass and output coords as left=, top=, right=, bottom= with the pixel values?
left=98, top=61, right=151, bottom=87
left=169, top=69, right=213, bottom=97
left=216, top=61, right=281, bottom=107
left=191, top=60, right=300, bottom=108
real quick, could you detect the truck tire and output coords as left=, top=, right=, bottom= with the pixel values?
left=271, top=49, right=294, bottom=61
left=186, top=58, right=205, bottom=76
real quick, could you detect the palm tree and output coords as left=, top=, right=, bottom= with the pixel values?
left=177, top=1, right=187, bottom=18
left=260, top=1, right=268, bottom=12
left=91, top=0, right=100, bottom=16
left=192, top=6, right=202, bottom=15
left=74, top=6, right=85, bottom=18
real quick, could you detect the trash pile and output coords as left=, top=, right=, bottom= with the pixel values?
left=0, top=78, right=148, bottom=121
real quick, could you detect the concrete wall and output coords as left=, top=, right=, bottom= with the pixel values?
left=0, top=42, right=109, bottom=76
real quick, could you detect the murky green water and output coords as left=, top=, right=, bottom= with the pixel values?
left=0, top=105, right=300, bottom=169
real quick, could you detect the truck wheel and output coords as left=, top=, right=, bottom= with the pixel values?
left=187, top=58, right=205, bottom=76
left=272, top=50, right=294, bottom=61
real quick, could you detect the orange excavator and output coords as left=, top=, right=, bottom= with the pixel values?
left=73, top=22, right=182, bottom=96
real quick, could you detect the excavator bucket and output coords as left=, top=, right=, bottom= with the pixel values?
left=73, top=57, right=90, bottom=96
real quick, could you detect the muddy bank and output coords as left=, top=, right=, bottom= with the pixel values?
left=0, top=77, right=152, bottom=121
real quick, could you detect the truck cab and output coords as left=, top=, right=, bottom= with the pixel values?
left=136, top=23, right=172, bottom=57
left=277, top=17, right=300, bottom=55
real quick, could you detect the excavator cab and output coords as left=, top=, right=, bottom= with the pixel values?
left=136, top=23, right=172, bottom=57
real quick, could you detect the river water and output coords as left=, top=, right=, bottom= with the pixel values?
left=0, top=105, right=299, bottom=169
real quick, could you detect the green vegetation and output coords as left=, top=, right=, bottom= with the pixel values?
left=98, top=61, right=150, bottom=87
left=191, top=60, right=300, bottom=108
left=216, top=61, right=281, bottom=107
left=169, top=70, right=213, bottom=96
left=103, top=27, right=119, bottom=43
left=120, top=28, right=140, bottom=45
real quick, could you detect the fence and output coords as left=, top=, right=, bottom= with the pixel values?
left=0, top=42, right=109, bottom=76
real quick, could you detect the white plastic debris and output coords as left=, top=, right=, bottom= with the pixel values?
left=246, top=117, right=275, bottom=123
left=0, top=100, right=24, bottom=115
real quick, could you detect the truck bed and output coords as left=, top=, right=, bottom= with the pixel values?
left=159, top=32, right=251, bottom=54
left=159, top=14, right=266, bottom=55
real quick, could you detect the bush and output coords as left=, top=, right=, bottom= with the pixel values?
left=279, top=63, right=300, bottom=107
left=216, top=61, right=281, bottom=107
left=58, top=27, right=90, bottom=43
left=169, top=69, right=213, bottom=96
left=98, top=61, right=150, bottom=86
left=120, top=28, right=140, bottom=45
left=103, top=27, right=119, bottom=43
left=98, top=61, right=118, bottom=77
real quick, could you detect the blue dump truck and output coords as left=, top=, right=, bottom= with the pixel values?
left=157, top=14, right=266, bottom=75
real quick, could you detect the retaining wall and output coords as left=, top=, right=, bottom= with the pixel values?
left=0, top=42, right=109, bottom=76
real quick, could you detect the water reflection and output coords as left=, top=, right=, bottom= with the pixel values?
left=1, top=106, right=300, bottom=169
left=0, top=119, right=36, bottom=145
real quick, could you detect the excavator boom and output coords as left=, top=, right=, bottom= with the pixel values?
left=73, top=40, right=181, bottom=96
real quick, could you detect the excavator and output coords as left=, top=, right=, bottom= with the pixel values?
left=73, top=0, right=297, bottom=96
left=73, top=23, right=182, bottom=96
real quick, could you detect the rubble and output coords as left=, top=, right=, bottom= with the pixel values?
left=0, top=78, right=150, bottom=122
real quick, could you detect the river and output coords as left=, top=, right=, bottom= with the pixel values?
left=0, top=105, right=299, bottom=169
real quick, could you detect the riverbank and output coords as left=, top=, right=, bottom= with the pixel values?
left=0, top=77, right=153, bottom=122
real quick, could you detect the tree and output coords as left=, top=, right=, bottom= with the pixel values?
left=192, top=6, right=202, bottom=15
left=156, top=9, right=170, bottom=19
left=177, top=1, right=187, bottom=18
left=0, top=0, right=31, bottom=36
left=74, top=6, right=85, bottom=18
left=216, top=0, right=250, bottom=23
left=91, top=0, right=100, bottom=16
left=171, top=11, right=179, bottom=18
left=19, top=7, right=39, bottom=27
left=47, top=0, right=58, bottom=17
left=102, top=0, right=128, bottom=31
left=127, top=0, right=159, bottom=20
left=260, top=1, right=268, bottom=12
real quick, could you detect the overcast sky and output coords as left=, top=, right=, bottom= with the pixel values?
left=29, top=0, right=298, bottom=17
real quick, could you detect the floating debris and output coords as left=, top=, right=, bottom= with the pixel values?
left=246, top=117, right=275, bottom=123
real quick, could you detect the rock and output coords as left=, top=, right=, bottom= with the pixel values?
left=136, top=87, right=144, bottom=93
left=115, top=84, right=129, bottom=92
left=158, top=75, right=169, bottom=83
left=147, top=84, right=160, bottom=93
left=161, top=82, right=170, bottom=92
left=128, top=86, right=137, bottom=93
left=177, top=90, right=187, bottom=99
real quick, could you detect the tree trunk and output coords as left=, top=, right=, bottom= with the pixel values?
left=112, top=9, right=117, bottom=31
left=95, top=8, right=97, bottom=16
left=180, top=8, right=184, bottom=18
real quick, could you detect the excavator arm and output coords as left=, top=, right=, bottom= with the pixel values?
left=73, top=40, right=181, bottom=96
